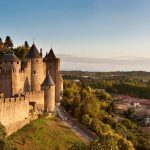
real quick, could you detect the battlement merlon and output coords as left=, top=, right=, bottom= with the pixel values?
left=0, top=90, right=45, bottom=105
left=0, top=68, right=25, bottom=74
left=0, top=96, right=27, bottom=104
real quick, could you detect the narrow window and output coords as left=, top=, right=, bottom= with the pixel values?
left=34, top=70, right=36, bottom=74
left=17, top=62, right=19, bottom=64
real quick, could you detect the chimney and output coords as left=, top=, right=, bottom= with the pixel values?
left=40, top=48, right=43, bottom=57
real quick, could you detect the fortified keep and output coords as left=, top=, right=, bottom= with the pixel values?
left=0, top=43, right=63, bottom=135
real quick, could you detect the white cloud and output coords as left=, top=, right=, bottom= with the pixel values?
left=58, top=54, right=150, bottom=71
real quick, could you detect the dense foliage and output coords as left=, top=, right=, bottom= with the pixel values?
left=62, top=81, right=137, bottom=150
left=62, top=71, right=150, bottom=99
left=0, top=36, right=29, bottom=60
left=71, top=132, right=134, bottom=150
left=62, top=80, right=150, bottom=150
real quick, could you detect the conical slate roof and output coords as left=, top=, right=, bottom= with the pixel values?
left=41, top=71, right=55, bottom=86
left=1, top=53, right=20, bottom=62
left=49, top=48, right=56, bottom=59
left=45, top=48, right=56, bottom=60
left=25, top=44, right=41, bottom=58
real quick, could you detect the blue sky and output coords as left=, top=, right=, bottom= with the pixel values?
left=1, top=0, right=150, bottom=71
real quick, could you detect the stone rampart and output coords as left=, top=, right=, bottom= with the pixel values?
left=0, top=96, right=29, bottom=135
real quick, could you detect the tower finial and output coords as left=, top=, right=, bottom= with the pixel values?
left=51, top=43, right=52, bottom=49
left=33, top=38, right=34, bottom=44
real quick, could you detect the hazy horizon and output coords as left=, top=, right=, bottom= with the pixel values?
left=1, top=0, right=150, bottom=71
left=58, top=54, right=150, bottom=72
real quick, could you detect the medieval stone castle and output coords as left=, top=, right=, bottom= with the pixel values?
left=0, top=43, right=63, bottom=135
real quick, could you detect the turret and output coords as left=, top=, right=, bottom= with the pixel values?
left=44, top=48, right=63, bottom=102
left=25, top=44, right=45, bottom=92
left=0, top=53, right=21, bottom=71
left=41, top=71, right=55, bottom=112
left=0, top=53, right=21, bottom=97
left=40, top=48, right=43, bottom=57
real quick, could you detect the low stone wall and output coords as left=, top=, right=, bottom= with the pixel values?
left=0, top=90, right=46, bottom=135
left=25, top=91, right=44, bottom=110
left=0, top=97, right=29, bottom=135
left=6, top=119, right=30, bottom=136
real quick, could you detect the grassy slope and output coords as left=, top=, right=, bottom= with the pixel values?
left=8, top=117, right=83, bottom=150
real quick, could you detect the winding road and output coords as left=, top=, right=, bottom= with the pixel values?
left=55, top=104, right=98, bottom=143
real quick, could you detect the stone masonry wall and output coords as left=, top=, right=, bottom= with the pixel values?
left=25, top=91, right=45, bottom=111
left=0, top=71, right=12, bottom=97
left=46, top=58, right=62, bottom=102
left=42, top=85, right=55, bottom=112
left=0, top=97, right=29, bottom=135
left=31, top=59, right=46, bottom=92
left=0, top=91, right=45, bottom=135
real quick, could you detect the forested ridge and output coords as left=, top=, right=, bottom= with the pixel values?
left=62, top=71, right=150, bottom=99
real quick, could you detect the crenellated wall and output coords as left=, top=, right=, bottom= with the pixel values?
left=0, top=47, right=62, bottom=135
left=0, top=97, right=29, bottom=135
left=0, top=90, right=45, bottom=135
left=25, top=91, right=44, bottom=111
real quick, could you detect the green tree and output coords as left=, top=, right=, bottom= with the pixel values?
left=81, top=90, right=100, bottom=118
left=13, top=46, right=29, bottom=60
left=4, top=36, right=13, bottom=50
left=81, top=114, right=93, bottom=126
left=24, top=41, right=29, bottom=48
left=123, top=107, right=135, bottom=119
left=96, top=90, right=112, bottom=101
left=71, top=132, right=135, bottom=150
left=0, top=38, right=3, bottom=50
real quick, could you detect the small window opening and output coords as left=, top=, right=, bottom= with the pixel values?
left=17, top=62, right=19, bottom=64
left=34, top=70, right=36, bottom=74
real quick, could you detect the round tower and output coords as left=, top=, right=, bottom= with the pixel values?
left=44, top=48, right=62, bottom=102
left=41, top=71, right=55, bottom=112
left=0, top=53, right=21, bottom=97
left=0, top=53, right=21, bottom=71
left=25, top=44, right=45, bottom=92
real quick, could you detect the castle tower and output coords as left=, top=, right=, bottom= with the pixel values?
left=25, top=44, right=45, bottom=92
left=44, top=48, right=63, bottom=102
left=0, top=53, right=21, bottom=71
left=41, top=71, right=55, bottom=112
left=0, top=53, right=21, bottom=97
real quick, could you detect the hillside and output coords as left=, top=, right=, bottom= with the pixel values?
left=8, top=117, right=83, bottom=150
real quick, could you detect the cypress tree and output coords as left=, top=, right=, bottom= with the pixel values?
left=4, top=36, right=13, bottom=50
left=24, top=41, right=29, bottom=48
left=0, top=38, right=3, bottom=50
